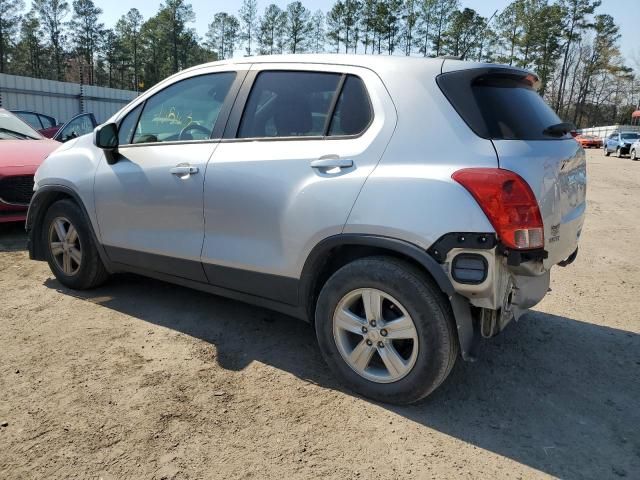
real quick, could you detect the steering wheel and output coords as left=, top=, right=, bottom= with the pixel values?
left=179, top=123, right=211, bottom=140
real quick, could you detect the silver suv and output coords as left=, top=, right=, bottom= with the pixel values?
left=27, top=55, right=586, bottom=404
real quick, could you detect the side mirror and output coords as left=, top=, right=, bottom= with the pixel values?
left=94, top=123, right=119, bottom=164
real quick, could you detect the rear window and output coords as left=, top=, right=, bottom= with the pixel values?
left=621, top=133, right=639, bottom=140
left=437, top=70, right=565, bottom=141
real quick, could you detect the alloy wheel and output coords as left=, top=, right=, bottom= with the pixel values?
left=332, top=288, right=419, bottom=383
left=48, top=216, right=82, bottom=276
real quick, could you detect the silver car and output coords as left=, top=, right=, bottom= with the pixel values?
left=27, top=55, right=586, bottom=404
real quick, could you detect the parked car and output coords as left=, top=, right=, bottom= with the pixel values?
left=11, top=110, right=97, bottom=141
left=603, top=131, right=640, bottom=157
left=0, top=109, right=60, bottom=223
left=26, top=55, right=586, bottom=404
left=575, top=134, right=602, bottom=148
left=630, top=140, right=640, bottom=161
left=11, top=110, right=60, bottom=137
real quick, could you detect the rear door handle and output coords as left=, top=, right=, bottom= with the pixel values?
left=170, top=165, right=199, bottom=176
left=310, top=157, right=353, bottom=169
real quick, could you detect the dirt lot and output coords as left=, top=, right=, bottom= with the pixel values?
left=1, top=148, right=639, bottom=479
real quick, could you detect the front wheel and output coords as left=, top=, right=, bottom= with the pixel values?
left=604, top=146, right=610, bottom=156
left=616, top=147, right=623, bottom=158
left=631, top=149, right=638, bottom=161
left=314, top=257, right=458, bottom=405
left=43, top=199, right=109, bottom=289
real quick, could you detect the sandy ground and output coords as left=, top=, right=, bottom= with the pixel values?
left=0, top=149, right=639, bottom=480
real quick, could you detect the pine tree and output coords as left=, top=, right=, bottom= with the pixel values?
left=33, top=0, right=69, bottom=81
left=0, top=0, right=24, bottom=73
left=206, top=12, right=239, bottom=60
left=70, top=0, right=104, bottom=85
left=239, top=0, right=258, bottom=56
left=285, top=1, right=312, bottom=54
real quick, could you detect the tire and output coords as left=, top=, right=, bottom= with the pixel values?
left=616, top=147, right=623, bottom=158
left=631, top=149, right=638, bottom=161
left=604, top=147, right=610, bottom=156
left=314, top=256, right=458, bottom=405
left=43, top=199, right=109, bottom=290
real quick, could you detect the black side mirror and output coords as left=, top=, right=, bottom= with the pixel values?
left=94, top=123, right=119, bottom=164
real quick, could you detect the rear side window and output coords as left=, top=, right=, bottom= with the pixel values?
left=39, top=115, right=56, bottom=129
left=437, top=71, right=564, bottom=141
left=238, top=71, right=341, bottom=138
left=237, top=71, right=372, bottom=139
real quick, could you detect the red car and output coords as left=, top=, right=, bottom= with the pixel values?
left=0, top=109, right=61, bottom=223
left=575, top=134, right=603, bottom=148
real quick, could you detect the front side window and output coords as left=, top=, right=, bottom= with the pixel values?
left=132, top=72, right=236, bottom=144
left=238, top=71, right=341, bottom=138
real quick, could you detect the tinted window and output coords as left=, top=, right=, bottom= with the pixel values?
left=329, top=76, right=372, bottom=136
left=39, top=115, right=56, bottom=129
left=15, top=112, right=42, bottom=129
left=132, top=72, right=235, bottom=144
left=238, top=71, right=341, bottom=138
left=438, top=71, right=565, bottom=140
left=621, top=133, right=639, bottom=140
left=118, top=103, right=143, bottom=145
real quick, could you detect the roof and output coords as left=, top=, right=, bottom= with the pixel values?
left=189, top=54, right=447, bottom=71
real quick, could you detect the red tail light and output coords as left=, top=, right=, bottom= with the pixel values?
left=452, top=168, right=544, bottom=250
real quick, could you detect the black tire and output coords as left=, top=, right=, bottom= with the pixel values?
left=43, top=199, right=109, bottom=290
left=616, top=147, right=623, bottom=158
left=314, top=256, right=458, bottom=405
left=631, top=149, right=638, bottom=161
left=604, top=147, right=610, bottom=156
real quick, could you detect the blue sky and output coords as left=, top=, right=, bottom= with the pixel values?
left=26, top=0, right=640, bottom=67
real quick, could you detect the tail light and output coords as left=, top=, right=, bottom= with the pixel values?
left=452, top=168, right=544, bottom=250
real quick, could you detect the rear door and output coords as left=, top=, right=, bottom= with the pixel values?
left=201, top=64, right=397, bottom=302
left=439, top=63, right=586, bottom=268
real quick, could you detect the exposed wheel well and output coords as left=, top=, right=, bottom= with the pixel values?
left=303, top=243, right=449, bottom=323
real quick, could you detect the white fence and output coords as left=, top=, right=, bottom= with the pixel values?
left=0, top=73, right=138, bottom=124
left=578, top=124, right=640, bottom=139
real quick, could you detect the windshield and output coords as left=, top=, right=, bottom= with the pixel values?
left=621, top=133, right=639, bottom=140
left=0, top=109, right=42, bottom=140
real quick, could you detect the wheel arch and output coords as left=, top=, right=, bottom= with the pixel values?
left=299, top=234, right=477, bottom=361
left=27, top=185, right=111, bottom=271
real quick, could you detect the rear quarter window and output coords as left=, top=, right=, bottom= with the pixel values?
left=437, top=70, right=565, bottom=141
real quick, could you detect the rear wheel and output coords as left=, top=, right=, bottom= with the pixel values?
left=616, top=147, right=623, bottom=158
left=314, top=257, right=458, bottom=405
left=631, top=149, right=638, bottom=161
left=604, top=146, right=610, bottom=156
left=43, top=199, right=109, bottom=289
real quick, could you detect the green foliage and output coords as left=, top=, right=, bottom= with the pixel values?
left=1, top=0, right=635, bottom=127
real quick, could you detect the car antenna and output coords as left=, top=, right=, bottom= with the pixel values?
left=459, top=9, right=498, bottom=61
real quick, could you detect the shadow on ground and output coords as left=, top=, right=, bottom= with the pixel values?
left=45, top=273, right=640, bottom=479
left=0, top=223, right=27, bottom=252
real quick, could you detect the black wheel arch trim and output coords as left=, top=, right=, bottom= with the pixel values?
left=300, top=234, right=455, bottom=300
left=26, top=184, right=112, bottom=272
left=300, top=234, right=477, bottom=361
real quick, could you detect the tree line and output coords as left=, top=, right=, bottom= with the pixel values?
left=0, top=0, right=636, bottom=127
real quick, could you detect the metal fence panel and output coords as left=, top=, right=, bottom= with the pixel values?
left=0, top=73, right=138, bottom=124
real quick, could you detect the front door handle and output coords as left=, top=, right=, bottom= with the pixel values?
left=310, top=156, right=353, bottom=169
left=170, top=164, right=199, bottom=177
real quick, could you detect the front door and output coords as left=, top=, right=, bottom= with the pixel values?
left=201, top=65, right=397, bottom=302
left=94, top=70, right=240, bottom=281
